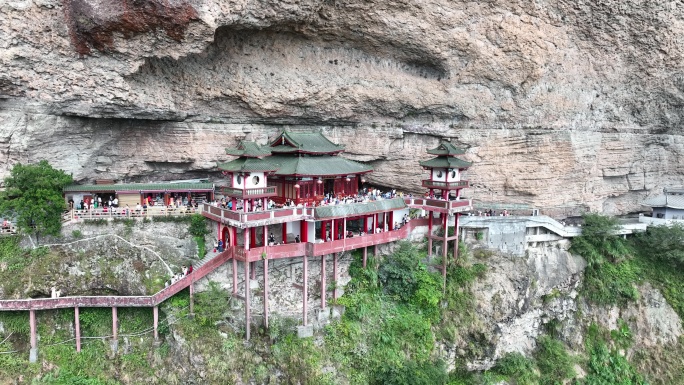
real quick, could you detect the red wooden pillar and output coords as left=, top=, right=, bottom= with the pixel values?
left=250, top=227, right=257, bottom=248
left=363, top=216, right=368, bottom=234
left=74, top=307, right=81, bottom=352
left=189, top=280, right=195, bottom=315
left=263, top=256, right=269, bottom=328
left=333, top=253, right=339, bottom=301
left=263, top=225, right=269, bottom=328
left=320, top=256, right=326, bottom=309
left=321, top=221, right=327, bottom=241
left=232, top=251, right=238, bottom=295
left=442, top=214, right=449, bottom=291
left=112, top=307, right=118, bottom=341
left=153, top=306, right=159, bottom=340
left=428, top=212, right=434, bottom=258
left=29, top=309, right=37, bottom=353
left=389, top=211, right=394, bottom=230
left=245, top=259, right=251, bottom=340
left=300, top=220, right=308, bottom=243
left=282, top=223, right=288, bottom=243
left=303, top=255, right=308, bottom=326
left=231, top=197, right=237, bottom=211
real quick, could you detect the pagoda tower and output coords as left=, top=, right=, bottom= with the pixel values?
left=419, top=141, right=472, bottom=288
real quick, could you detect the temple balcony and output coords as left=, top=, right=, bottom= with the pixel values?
left=234, top=226, right=412, bottom=262
left=405, top=197, right=472, bottom=214
left=421, top=179, right=469, bottom=190
left=220, top=186, right=277, bottom=199
left=202, top=203, right=310, bottom=228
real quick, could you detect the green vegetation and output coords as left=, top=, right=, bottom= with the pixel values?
left=188, top=214, right=209, bottom=258
left=326, top=241, right=449, bottom=384
left=534, top=336, right=575, bottom=385
left=583, top=323, right=647, bottom=385
left=0, top=160, right=72, bottom=244
left=570, top=214, right=639, bottom=305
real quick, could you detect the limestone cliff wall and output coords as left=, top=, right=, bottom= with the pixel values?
left=3, top=0, right=684, bottom=215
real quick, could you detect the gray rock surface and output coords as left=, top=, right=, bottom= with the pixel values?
left=3, top=1, right=684, bottom=214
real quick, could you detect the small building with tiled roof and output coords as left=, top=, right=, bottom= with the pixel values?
left=420, top=141, right=472, bottom=199
left=641, top=187, right=684, bottom=220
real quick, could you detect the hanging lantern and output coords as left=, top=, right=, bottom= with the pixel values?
left=294, top=183, right=300, bottom=189
left=361, top=177, right=366, bottom=183
left=345, top=177, right=351, bottom=182
left=317, top=178, right=323, bottom=184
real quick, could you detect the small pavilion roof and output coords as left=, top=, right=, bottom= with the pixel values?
left=426, top=141, right=467, bottom=156
left=270, top=131, right=344, bottom=154
left=642, top=193, right=684, bottom=210
left=64, top=182, right=214, bottom=193
left=419, top=156, right=472, bottom=169
left=218, top=157, right=278, bottom=173
left=267, top=155, right=371, bottom=177
left=225, top=141, right=272, bottom=158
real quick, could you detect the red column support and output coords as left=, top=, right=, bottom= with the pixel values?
left=232, top=251, right=238, bottom=295
left=321, top=221, right=327, bottom=241
left=303, top=255, right=308, bottom=326
left=74, top=307, right=81, bottom=352
left=245, top=259, right=251, bottom=340
left=363, top=247, right=367, bottom=268
left=300, top=220, right=308, bottom=243
left=333, top=253, right=339, bottom=301
left=282, top=223, right=288, bottom=243
left=189, top=280, right=195, bottom=315
left=442, top=214, right=449, bottom=292
left=112, top=307, right=118, bottom=341
left=263, top=257, right=269, bottom=328
left=29, top=309, right=36, bottom=350
left=153, top=306, right=159, bottom=340
left=363, top=216, right=368, bottom=234
left=263, top=225, right=268, bottom=245
left=250, top=227, right=257, bottom=248
left=428, top=211, right=434, bottom=258
left=320, top=256, right=326, bottom=309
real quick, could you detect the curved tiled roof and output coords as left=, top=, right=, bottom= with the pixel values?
left=426, top=141, right=467, bottom=156
left=419, top=157, right=472, bottom=169
left=270, top=131, right=344, bottom=154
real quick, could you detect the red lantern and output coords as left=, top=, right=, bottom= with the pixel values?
left=317, top=179, right=323, bottom=184
left=294, top=184, right=300, bottom=189
left=361, top=177, right=366, bottom=183
left=345, top=177, right=351, bottom=182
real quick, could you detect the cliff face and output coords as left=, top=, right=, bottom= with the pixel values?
left=2, top=0, right=684, bottom=214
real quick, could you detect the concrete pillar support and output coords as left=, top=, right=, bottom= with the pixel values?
left=263, top=257, right=269, bottom=328
left=333, top=253, right=339, bottom=301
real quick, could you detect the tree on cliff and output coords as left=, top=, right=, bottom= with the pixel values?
left=0, top=160, right=72, bottom=245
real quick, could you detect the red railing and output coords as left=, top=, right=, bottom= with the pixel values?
left=0, top=249, right=235, bottom=311
left=220, top=186, right=277, bottom=199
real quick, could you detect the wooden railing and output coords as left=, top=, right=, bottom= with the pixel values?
left=202, top=203, right=311, bottom=225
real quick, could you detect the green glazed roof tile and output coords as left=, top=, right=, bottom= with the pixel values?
left=270, top=131, right=344, bottom=154
left=64, top=182, right=214, bottom=193
left=426, top=141, right=467, bottom=156
left=419, top=157, right=472, bottom=169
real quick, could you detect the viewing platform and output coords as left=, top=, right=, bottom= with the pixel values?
left=421, top=180, right=469, bottom=190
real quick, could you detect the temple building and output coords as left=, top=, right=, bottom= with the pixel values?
left=641, top=187, right=684, bottom=220
left=202, top=130, right=473, bottom=339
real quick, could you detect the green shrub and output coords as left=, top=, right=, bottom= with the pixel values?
left=584, top=323, right=647, bottom=385
left=492, top=352, right=539, bottom=385
left=534, top=336, right=575, bottom=385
